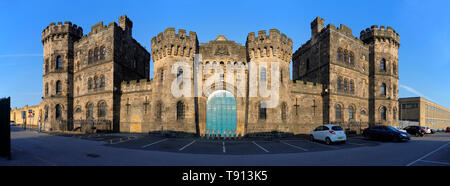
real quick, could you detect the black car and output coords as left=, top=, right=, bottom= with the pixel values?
left=403, top=126, right=426, bottom=137
left=363, top=126, right=410, bottom=142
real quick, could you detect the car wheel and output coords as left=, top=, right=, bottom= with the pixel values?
left=325, top=137, right=332, bottom=145
left=310, top=135, right=315, bottom=141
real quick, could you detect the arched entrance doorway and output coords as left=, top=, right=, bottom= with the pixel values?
left=206, top=90, right=237, bottom=137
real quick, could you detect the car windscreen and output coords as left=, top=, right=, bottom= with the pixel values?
left=331, top=126, right=343, bottom=131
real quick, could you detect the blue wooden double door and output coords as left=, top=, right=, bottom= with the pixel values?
left=206, top=90, right=237, bottom=137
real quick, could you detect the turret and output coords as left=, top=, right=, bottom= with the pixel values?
left=311, top=17, right=325, bottom=40
left=42, top=21, right=83, bottom=44
left=150, top=27, right=198, bottom=63
left=119, top=15, right=133, bottom=36
left=360, top=25, right=400, bottom=47
left=246, top=29, right=293, bottom=62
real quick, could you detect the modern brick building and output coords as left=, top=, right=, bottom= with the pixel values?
left=399, top=97, right=450, bottom=130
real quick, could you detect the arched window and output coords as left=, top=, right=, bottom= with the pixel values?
left=98, top=102, right=106, bottom=118
left=94, top=48, right=99, bottom=61
left=343, top=79, right=348, bottom=91
left=349, top=106, right=355, bottom=120
left=260, top=68, right=267, bottom=82
left=380, top=58, right=386, bottom=71
left=55, top=104, right=62, bottom=120
left=350, top=80, right=354, bottom=93
left=101, top=47, right=106, bottom=60
left=56, top=80, right=62, bottom=93
left=177, top=101, right=184, bottom=120
left=88, top=50, right=94, bottom=63
left=259, top=102, right=267, bottom=120
left=343, top=50, right=347, bottom=62
left=94, top=76, right=98, bottom=89
left=349, top=52, right=354, bottom=65
left=86, top=103, right=94, bottom=119
left=381, top=106, right=387, bottom=121
left=281, top=102, right=287, bottom=121
left=56, top=56, right=62, bottom=69
left=335, top=104, right=342, bottom=120
left=100, top=76, right=105, bottom=88
left=88, top=78, right=93, bottom=90
left=177, top=67, right=183, bottom=81
left=337, top=77, right=342, bottom=90
left=337, top=48, right=342, bottom=61
left=380, top=83, right=386, bottom=96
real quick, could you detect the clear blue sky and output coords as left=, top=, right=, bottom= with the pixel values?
left=1, top=0, right=449, bottom=109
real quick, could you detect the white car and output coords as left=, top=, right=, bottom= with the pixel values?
left=310, top=124, right=347, bottom=145
left=423, top=127, right=432, bottom=134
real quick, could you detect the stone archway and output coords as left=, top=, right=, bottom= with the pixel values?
left=206, top=90, right=237, bottom=137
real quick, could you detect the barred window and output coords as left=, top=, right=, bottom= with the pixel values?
left=98, top=102, right=107, bottom=118
left=89, top=50, right=94, bottom=63
left=380, top=83, right=386, bottom=96
left=101, top=47, right=106, bottom=60
left=260, top=68, right=267, bottom=82
left=380, top=58, right=386, bottom=71
left=87, top=103, right=94, bottom=119
left=56, top=80, right=62, bottom=93
left=259, top=102, right=267, bottom=120
left=100, top=76, right=105, bottom=88
left=336, top=104, right=342, bottom=120
left=381, top=106, right=387, bottom=121
left=56, top=56, right=62, bottom=69
left=55, top=104, right=62, bottom=119
left=88, top=78, right=93, bottom=90
left=177, top=101, right=184, bottom=120
left=349, top=106, right=355, bottom=120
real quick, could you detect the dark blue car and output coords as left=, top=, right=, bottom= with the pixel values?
left=362, top=126, right=410, bottom=142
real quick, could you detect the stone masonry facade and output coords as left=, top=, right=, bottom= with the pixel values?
left=10, top=15, right=400, bottom=136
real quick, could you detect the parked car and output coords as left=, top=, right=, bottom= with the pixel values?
left=362, top=126, right=410, bottom=142
left=394, top=127, right=407, bottom=133
left=403, top=126, right=426, bottom=137
left=310, top=124, right=347, bottom=145
left=10, top=121, right=16, bottom=126
left=423, top=126, right=432, bottom=134
left=446, top=127, right=450, bottom=133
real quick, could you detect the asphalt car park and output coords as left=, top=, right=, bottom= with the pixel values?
left=48, top=132, right=392, bottom=155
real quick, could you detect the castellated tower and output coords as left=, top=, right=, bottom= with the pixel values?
left=150, top=28, right=199, bottom=134
left=41, top=21, right=83, bottom=130
left=245, top=29, right=293, bottom=133
left=361, top=25, right=400, bottom=125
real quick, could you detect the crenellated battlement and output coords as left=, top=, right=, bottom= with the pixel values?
left=121, top=78, right=153, bottom=93
left=246, top=29, right=293, bottom=62
left=360, top=25, right=400, bottom=46
left=42, top=21, right=83, bottom=44
left=150, top=28, right=198, bottom=62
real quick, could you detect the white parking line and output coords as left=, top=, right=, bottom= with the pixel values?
left=141, top=138, right=168, bottom=148
left=418, top=160, right=450, bottom=166
left=407, top=142, right=450, bottom=166
left=223, top=141, right=226, bottom=153
left=179, top=140, right=196, bottom=151
left=252, top=141, right=269, bottom=153
left=281, top=141, right=309, bottom=151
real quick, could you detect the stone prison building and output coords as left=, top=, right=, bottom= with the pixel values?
left=10, top=15, right=400, bottom=137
